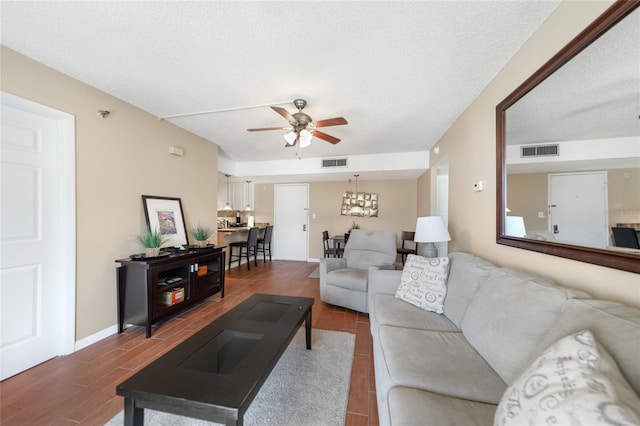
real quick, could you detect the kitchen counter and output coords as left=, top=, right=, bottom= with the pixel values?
left=217, top=223, right=269, bottom=232
left=218, top=227, right=250, bottom=232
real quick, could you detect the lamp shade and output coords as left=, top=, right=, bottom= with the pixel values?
left=283, top=131, right=297, bottom=145
left=414, top=216, right=451, bottom=243
left=299, top=129, right=312, bottom=147
left=505, top=216, right=527, bottom=238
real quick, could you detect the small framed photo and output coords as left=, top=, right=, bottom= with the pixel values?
left=141, top=195, right=189, bottom=247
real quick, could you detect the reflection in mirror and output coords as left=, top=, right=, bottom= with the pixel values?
left=497, top=1, right=640, bottom=273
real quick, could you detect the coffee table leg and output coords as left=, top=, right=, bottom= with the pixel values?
left=123, top=397, right=144, bottom=426
left=305, top=307, right=312, bottom=350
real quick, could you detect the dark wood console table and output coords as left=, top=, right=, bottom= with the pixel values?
left=116, top=247, right=226, bottom=337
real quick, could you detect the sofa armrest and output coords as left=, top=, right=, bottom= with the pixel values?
left=320, top=257, right=347, bottom=274
left=319, top=258, right=347, bottom=300
left=367, top=268, right=403, bottom=313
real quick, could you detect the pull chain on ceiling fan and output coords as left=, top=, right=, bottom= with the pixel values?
left=247, top=98, right=348, bottom=147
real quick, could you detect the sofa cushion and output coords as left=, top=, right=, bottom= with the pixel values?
left=395, top=255, right=449, bottom=313
left=532, top=298, right=640, bottom=396
left=444, top=252, right=495, bottom=327
left=325, top=268, right=368, bottom=292
left=389, top=387, right=497, bottom=426
left=461, top=268, right=575, bottom=384
left=344, top=229, right=397, bottom=270
left=371, top=293, right=459, bottom=335
left=495, top=330, right=640, bottom=426
left=378, top=326, right=507, bottom=404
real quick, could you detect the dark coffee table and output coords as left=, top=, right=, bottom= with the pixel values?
left=116, top=293, right=314, bottom=426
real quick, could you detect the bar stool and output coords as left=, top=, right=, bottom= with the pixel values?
left=257, top=225, right=274, bottom=262
left=228, top=227, right=259, bottom=270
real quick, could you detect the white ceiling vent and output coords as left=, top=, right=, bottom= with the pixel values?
left=521, top=144, right=559, bottom=158
left=322, top=158, right=348, bottom=168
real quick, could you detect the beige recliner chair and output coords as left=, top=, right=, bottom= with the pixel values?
left=319, top=229, right=397, bottom=313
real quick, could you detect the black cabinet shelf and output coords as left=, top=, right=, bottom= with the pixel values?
left=116, top=247, right=226, bottom=337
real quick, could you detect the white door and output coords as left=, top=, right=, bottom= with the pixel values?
left=548, top=172, right=609, bottom=248
left=1, top=93, right=76, bottom=380
left=273, top=184, right=309, bottom=261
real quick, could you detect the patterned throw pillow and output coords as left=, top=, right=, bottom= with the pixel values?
left=495, top=329, right=640, bottom=426
left=394, top=254, right=449, bottom=313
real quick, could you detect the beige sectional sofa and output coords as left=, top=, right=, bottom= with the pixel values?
left=368, top=252, right=640, bottom=426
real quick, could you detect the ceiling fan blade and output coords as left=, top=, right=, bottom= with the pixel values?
left=313, top=117, right=348, bottom=127
left=247, top=126, right=289, bottom=132
left=313, top=130, right=341, bottom=144
left=271, top=106, right=297, bottom=124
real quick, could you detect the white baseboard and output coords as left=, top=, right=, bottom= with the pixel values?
left=74, top=324, right=118, bottom=351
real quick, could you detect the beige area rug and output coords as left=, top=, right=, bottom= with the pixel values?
left=105, top=328, right=355, bottom=426
left=308, top=266, right=320, bottom=278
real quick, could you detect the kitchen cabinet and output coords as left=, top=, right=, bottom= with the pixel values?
left=217, top=181, right=253, bottom=211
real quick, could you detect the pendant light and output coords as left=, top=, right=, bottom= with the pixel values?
left=223, top=174, right=232, bottom=210
left=244, top=180, right=253, bottom=211
left=348, top=174, right=364, bottom=216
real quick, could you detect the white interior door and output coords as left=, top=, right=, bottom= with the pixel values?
left=548, top=172, right=609, bottom=248
left=273, top=184, right=308, bottom=261
left=1, top=93, right=76, bottom=380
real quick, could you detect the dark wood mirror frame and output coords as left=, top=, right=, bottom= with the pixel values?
left=496, top=0, right=640, bottom=274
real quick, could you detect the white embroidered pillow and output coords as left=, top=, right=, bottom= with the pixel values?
left=394, top=255, right=449, bottom=313
left=495, top=329, right=640, bottom=426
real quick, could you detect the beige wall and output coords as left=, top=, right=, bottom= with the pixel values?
left=508, top=168, right=640, bottom=236
left=251, top=180, right=418, bottom=260
left=1, top=47, right=219, bottom=340
left=425, top=0, right=640, bottom=306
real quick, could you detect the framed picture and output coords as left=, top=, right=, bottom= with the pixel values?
left=340, top=191, right=379, bottom=217
left=141, top=195, right=189, bottom=247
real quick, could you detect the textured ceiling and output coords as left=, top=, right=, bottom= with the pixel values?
left=1, top=1, right=561, bottom=171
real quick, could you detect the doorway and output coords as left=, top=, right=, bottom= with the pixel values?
left=273, top=184, right=309, bottom=261
left=548, top=171, right=609, bottom=248
left=0, top=92, right=76, bottom=380
left=433, top=158, right=450, bottom=256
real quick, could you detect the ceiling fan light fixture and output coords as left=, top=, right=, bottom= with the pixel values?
left=299, top=129, right=312, bottom=148
left=284, top=131, right=297, bottom=145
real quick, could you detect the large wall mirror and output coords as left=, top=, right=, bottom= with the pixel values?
left=497, top=1, right=639, bottom=274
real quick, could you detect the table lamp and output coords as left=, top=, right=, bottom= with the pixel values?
left=414, top=216, right=451, bottom=258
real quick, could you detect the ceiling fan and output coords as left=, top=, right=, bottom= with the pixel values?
left=247, top=99, right=348, bottom=147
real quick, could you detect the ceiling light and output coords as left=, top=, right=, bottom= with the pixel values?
left=348, top=174, right=364, bottom=216
left=223, top=174, right=232, bottom=210
left=284, top=131, right=297, bottom=145
left=244, top=180, right=253, bottom=211
left=299, top=129, right=312, bottom=148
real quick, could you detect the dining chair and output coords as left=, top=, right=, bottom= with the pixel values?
left=611, top=227, right=640, bottom=249
left=228, top=227, right=260, bottom=270
left=322, top=231, right=334, bottom=258
left=256, top=225, right=274, bottom=262
left=397, top=231, right=417, bottom=265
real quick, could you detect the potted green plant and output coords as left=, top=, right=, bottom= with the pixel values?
left=191, top=223, right=213, bottom=247
left=136, top=226, right=167, bottom=257
left=351, top=221, right=360, bottom=230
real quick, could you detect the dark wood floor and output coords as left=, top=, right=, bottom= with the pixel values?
left=0, top=260, right=378, bottom=426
